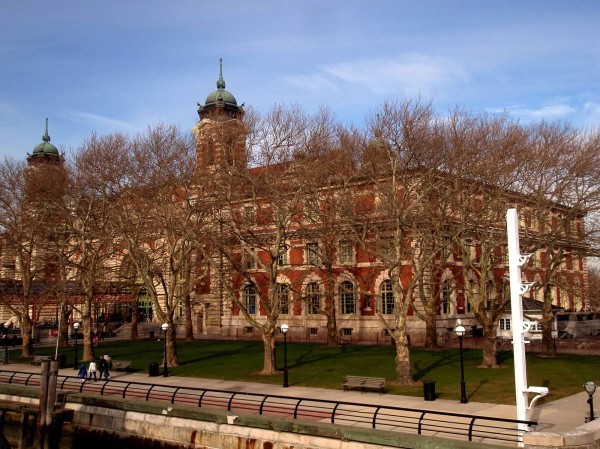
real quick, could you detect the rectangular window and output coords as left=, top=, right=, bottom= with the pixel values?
left=307, top=283, right=321, bottom=315
left=244, top=326, right=254, bottom=334
left=340, top=281, right=356, bottom=314
left=380, top=281, right=394, bottom=314
left=243, top=249, right=256, bottom=270
left=306, top=242, right=320, bottom=265
left=309, top=327, right=318, bottom=335
left=244, top=285, right=257, bottom=315
left=339, top=241, right=354, bottom=264
left=305, top=199, right=320, bottom=221
left=278, top=284, right=289, bottom=315
left=277, top=244, right=289, bottom=266
left=379, top=237, right=395, bottom=261
left=499, top=318, right=511, bottom=331
left=244, top=205, right=255, bottom=225
left=342, top=328, right=352, bottom=337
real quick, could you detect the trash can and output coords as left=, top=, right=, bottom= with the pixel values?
left=58, top=354, right=67, bottom=369
left=423, top=380, right=436, bottom=401
left=149, top=331, right=155, bottom=339
left=149, top=362, right=159, bottom=377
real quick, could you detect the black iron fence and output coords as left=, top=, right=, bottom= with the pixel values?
left=0, top=369, right=535, bottom=446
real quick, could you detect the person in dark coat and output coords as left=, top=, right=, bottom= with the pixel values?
left=98, top=356, right=108, bottom=381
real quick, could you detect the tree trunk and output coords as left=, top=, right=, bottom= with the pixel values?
left=325, top=278, right=340, bottom=347
left=183, top=294, right=195, bottom=341
left=130, top=300, right=139, bottom=340
left=166, top=324, right=178, bottom=367
left=423, top=305, right=438, bottom=350
left=540, top=287, right=556, bottom=357
left=58, top=305, right=71, bottom=348
left=259, top=325, right=277, bottom=375
left=394, top=331, right=415, bottom=385
left=479, top=325, right=499, bottom=368
left=21, top=317, right=33, bottom=358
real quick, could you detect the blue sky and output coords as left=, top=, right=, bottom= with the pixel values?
left=1, top=1, right=599, bottom=160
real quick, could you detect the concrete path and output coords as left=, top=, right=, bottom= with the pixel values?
left=2, top=361, right=593, bottom=434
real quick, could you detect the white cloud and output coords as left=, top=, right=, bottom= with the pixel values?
left=321, top=55, right=469, bottom=97
left=582, top=102, right=600, bottom=126
left=65, top=110, right=137, bottom=130
left=279, top=74, right=340, bottom=93
left=492, top=102, right=576, bottom=122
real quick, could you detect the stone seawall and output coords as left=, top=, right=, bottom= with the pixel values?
left=2, top=384, right=600, bottom=449
left=0, top=384, right=500, bottom=449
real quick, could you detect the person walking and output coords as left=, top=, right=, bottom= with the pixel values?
left=103, top=354, right=112, bottom=380
left=88, top=358, right=97, bottom=381
left=77, top=363, right=87, bottom=383
left=98, top=356, right=108, bottom=380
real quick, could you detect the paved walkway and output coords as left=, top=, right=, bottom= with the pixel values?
left=2, top=361, right=593, bottom=434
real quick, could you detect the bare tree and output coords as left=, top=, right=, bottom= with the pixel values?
left=111, top=124, right=211, bottom=367
left=294, top=110, right=363, bottom=346
left=587, top=261, right=600, bottom=311
left=358, top=98, right=446, bottom=385
left=68, top=133, right=131, bottom=361
left=0, top=156, right=67, bottom=357
left=441, top=110, right=531, bottom=368
left=210, top=105, right=314, bottom=374
left=518, top=123, right=600, bottom=356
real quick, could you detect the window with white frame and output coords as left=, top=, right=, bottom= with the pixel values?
left=306, top=242, right=320, bottom=265
left=378, top=236, right=395, bottom=261
left=277, top=283, right=290, bottom=315
left=380, top=280, right=395, bottom=314
left=340, top=281, right=356, bottom=314
left=440, top=279, right=452, bottom=315
left=244, top=284, right=257, bottom=315
left=306, top=282, right=321, bottom=315
left=277, top=244, right=289, bottom=266
left=339, top=241, right=355, bottom=264
left=244, top=205, right=255, bottom=225
left=530, top=321, right=542, bottom=332
left=243, top=248, right=257, bottom=270
left=499, top=318, right=511, bottom=331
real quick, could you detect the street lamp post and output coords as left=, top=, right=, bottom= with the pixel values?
left=455, top=320, right=467, bottom=404
left=3, top=323, right=8, bottom=364
left=73, top=322, right=80, bottom=369
left=585, top=381, right=597, bottom=422
left=281, top=324, right=289, bottom=388
left=161, top=323, right=169, bottom=377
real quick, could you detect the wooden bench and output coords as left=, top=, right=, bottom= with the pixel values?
left=30, top=356, right=51, bottom=366
left=342, top=375, right=385, bottom=394
left=110, top=360, right=132, bottom=372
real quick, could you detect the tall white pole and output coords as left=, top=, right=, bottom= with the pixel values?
left=506, top=209, right=529, bottom=431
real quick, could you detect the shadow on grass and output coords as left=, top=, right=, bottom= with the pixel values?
left=179, top=341, right=261, bottom=365
left=412, top=349, right=461, bottom=381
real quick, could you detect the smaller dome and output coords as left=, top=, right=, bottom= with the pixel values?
left=32, top=119, right=59, bottom=156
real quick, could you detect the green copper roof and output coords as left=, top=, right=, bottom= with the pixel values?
left=31, top=118, right=59, bottom=156
left=204, top=58, right=238, bottom=107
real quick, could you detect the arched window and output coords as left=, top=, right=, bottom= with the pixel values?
left=307, top=282, right=321, bottom=315
left=244, top=284, right=257, bottom=315
left=340, top=281, right=356, bottom=315
left=380, top=280, right=394, bottom=314
left=277, top=283, right=289, bottom=315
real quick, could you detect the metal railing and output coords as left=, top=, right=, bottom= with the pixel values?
left=0, top=369, right=535, bottom=446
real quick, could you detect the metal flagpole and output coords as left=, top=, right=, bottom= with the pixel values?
left=506, top=209, right=548, bottom=443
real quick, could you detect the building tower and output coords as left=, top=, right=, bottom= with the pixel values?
left=25, top=118, right=66, bottom=202
left=193, top=59, right=247, bottom=170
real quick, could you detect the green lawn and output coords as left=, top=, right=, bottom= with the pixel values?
left=13, top=338, right=599, bottom=405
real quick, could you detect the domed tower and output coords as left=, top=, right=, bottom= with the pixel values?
left=25, top=118, right=67, bottom=202
left=193, top=59, right=247, bottom=170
